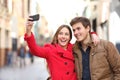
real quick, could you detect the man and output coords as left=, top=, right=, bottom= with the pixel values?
left=70, top=17, right=120, bottom=80
left=18, top=44, right=26, bottom=68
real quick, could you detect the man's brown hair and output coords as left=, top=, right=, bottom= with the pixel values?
left=70, top=17, right=91, bottom=32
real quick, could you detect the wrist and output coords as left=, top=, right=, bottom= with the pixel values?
left=26, top=32, right=32, bottom=37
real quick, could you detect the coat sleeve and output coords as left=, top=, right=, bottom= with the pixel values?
left=106, top=41, right=120, bottom=79
left=24, top=32, right=52, bottom=58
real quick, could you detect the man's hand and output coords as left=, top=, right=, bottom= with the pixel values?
left=91, top=33, right=100, bottom=46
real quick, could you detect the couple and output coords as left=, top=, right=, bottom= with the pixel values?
left=24, top=16, right=120, bottom=80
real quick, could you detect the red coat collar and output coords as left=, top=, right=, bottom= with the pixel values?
left=55, top=43, right=74, bottom=60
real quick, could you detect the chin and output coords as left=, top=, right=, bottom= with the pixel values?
left=60, top=43, right=67, bottom=47
left=77, top=39, right=82, bottom=42
left=61, top=44, right=67, bottom=46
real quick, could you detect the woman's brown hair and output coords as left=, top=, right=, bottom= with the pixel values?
left=51, top=24, right=72, bottom=44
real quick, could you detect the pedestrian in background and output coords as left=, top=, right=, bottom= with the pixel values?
left=28, top=50, right=34, bottom=64
left=7, top=49, right=13, bottom=66
left=24, top=17, right=99, bottom=80
left=18, top=44, right=26, bottom=68
left=70, top=16, right=120, bottom=80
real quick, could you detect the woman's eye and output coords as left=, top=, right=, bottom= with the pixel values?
left=59, top=32, right=63, bottom=35
left=65, top=33, right=69, bottom=36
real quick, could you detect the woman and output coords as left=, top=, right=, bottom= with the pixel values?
left=24, top=18, right=99, bottom=80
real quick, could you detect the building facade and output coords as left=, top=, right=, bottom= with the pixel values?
left=0, top=0, right=12, bottom=67
left=83, top=0, right=110, bottom=40
left=0, top=0, right=30, bottom=67
left=0, top=0, right=49, bottom=67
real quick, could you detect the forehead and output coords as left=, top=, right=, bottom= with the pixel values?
left=72, top=22, right=83, bottom=29
left=59, top=27, right=69, bottom=32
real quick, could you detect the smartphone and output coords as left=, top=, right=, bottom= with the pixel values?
left=28, top=14, right=40, bottom=21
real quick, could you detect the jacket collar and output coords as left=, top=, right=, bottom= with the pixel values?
left=55, top=43, right=74, bottom=60
left=73, top=38, right=96, bottom=55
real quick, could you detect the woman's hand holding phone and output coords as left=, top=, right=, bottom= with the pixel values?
left=25, top=14, right=40, bottom=36
left=26, top=18, right=34, bottom=36
left=28, top=14, right=40, bottom=21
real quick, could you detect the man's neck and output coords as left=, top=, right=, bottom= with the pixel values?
left=80, top=34, right=91, bottom=51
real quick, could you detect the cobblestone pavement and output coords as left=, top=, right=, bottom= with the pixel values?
left=0, top=57, right=49, bottom=80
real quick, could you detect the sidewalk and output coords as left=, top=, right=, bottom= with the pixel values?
left=0, top=57, right=49, bottom=80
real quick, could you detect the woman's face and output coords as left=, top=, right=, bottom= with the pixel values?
left=57, top=27, right=70, bottom=49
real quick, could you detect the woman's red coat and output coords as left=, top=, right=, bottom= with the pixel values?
left=24, top=33, right=77, bottom=80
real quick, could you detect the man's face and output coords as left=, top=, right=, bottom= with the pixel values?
left=72, top=22, right=90, bottom=42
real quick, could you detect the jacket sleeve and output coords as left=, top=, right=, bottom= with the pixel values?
left=106, top=41, right=120, bottom=79
left=24, top=32, right=51, bottom=58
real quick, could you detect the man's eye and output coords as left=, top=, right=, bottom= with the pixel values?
left=77, top=27, right=81, bottom=30
left=73, top=29, right=75, bottom=32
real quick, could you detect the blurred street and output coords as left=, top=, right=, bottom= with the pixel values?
left=0, top=57, right=49, bottom=80
left=0, top=0, right=120, bottom=80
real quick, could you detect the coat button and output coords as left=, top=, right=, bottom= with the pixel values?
left=73, top=69, right=75, bottom=72
left=60, top=55, right=63, bottom=57
left=66, top=72, right=69, bottom=75
left=64, top=62, right=67, bottom=65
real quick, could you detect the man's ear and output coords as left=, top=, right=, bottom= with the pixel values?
left=86, top=25, right=90, bottom=32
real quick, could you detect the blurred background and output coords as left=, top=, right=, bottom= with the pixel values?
left=0, top=0, right=120, bottom=80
